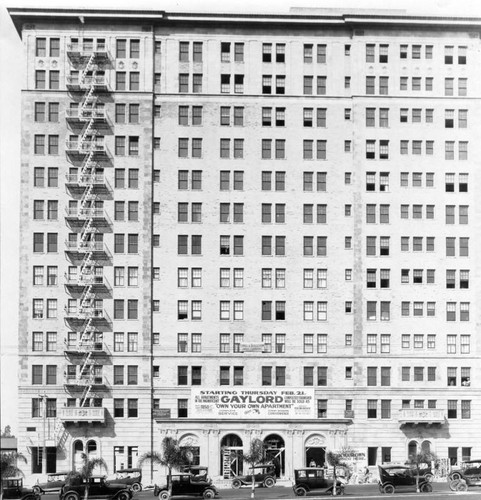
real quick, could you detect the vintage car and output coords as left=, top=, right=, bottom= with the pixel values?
left=293, top=468, right=344, bottom=496
left=60, top=475, right=132, bottom=500
left=180, top=466, right=209, bottom=478
left=231, top=464, right=276, bottom=489
left=378, top=465, right=432, bottom=494
left=153, top=473, right=217, bottom=499
left=448, top=459, right=481, bottom=491
left=33, top=472, right=70, bottom=494
left=2, top=478, right=38, bottom=500
left=111, top=469, right=143, bottom=493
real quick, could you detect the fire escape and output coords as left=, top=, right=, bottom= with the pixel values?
left=58, top=38, right=112, bottom=441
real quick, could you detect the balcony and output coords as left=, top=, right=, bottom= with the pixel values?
left=65, top=207, right=111, bottom=224
left=67, top=43, right=109, bottom=60
left=65, top=140, right=107, bottom=156
left=58, top=406, right=106, bottom=423
left=80, top=75, right=109, bottom=91
left=65, top=172, right=110, bottom=189
left=64, top=341, right=107, bottom=354
left=65, top=239, right=108, bottom=255
left=66, top=108, right=107, bottom=122
left=398, top=409, right=446, bottom=425
left=64, top=375, right=106, bottom=387
left=66, top=76, right=81, bottom=90
left=64, top=306, right=109, bottom=322
left=64, top=273, right=109, bottom=288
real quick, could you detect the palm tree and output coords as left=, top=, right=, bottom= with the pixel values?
left=325, top=451, right=346, bottom=496
left=408, top=451, right=436, bottom=493
left=65, top=453, right=108, bottom=500
left=1, top=452, right=27, bottom=500
left=138, top=436, right=193, bottom=499
left=241, top=438, right=265, bottom=500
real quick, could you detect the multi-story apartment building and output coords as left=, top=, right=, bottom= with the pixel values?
left=8, top=7, right=481, bottom=480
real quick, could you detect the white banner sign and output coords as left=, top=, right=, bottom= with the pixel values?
left=191, top=388, right=315, bottom=419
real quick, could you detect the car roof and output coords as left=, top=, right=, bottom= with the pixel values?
left=116, top=469, right=141, bottom=473
left=464, top=460, right=481, bottom=464
left=380, top=465, right=410, bottom=470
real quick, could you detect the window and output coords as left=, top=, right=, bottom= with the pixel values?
left=317, top=400, right=327, bottom=418
left=127, top=399, right=138, bottom=418
left=448, top=400, right=457, bottom=419
left=367, top=400, right=377, bottom=419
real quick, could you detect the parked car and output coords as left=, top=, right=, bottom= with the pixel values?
left=111, top=469, right=143, bottom=493
left=33, top=472, right=70, bottom=495
left=293, top=468, right=344, bottom=496
left=378, top=465, right=432, bottom=494
left=60, top=475, right=132, bottom=500
left=153, top=473, right=217, bottom=499
left=231, top=465, right=276, bottom=489
left=409, top=466, right=434, bottom=482
left=2, top=478, right=38, bottom=500
left=448, top=459, right=481, bottom=491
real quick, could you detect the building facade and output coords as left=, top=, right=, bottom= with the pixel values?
left=8, top=7, right=481, bottom=481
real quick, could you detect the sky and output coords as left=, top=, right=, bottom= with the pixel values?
left=2, top=0, right=481, bottom=435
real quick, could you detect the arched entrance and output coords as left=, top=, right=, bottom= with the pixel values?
left=305, top=434, right=326, bottom=468
left=220, top=434, right=243, bottom=478
left=264, top=434, right=285, bottom=477
left=180, top=434, right=200, bottom=466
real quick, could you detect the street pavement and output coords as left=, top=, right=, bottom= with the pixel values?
left=135, top=482, right=479, bottom=499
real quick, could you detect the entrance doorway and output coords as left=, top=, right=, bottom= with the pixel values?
left=264, top=434, right=285, bottom=477
left=31, top=447, right=56, bottom=474
left=220, top=434, right=243, bottom=478
left=305, top=434, right=326, bottom=468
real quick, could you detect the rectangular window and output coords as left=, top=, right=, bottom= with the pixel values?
left=367, top=400, right=377, bottom=419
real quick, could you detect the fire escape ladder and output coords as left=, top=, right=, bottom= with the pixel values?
left=80, top=385, right=93, bottom=407
left=78, top=352, right=93, bottom=378
left=54, top=418, right=68, bottom=449
left=79, top=151, right=95, bottom=181
left=79, top=285, right=93, bottom=313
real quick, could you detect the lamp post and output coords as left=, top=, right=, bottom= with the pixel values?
left=39, top=391, right=48, bottom=474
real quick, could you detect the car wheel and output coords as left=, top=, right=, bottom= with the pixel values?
left=421, top=483, right=433, bottom=493
left=449, top=480, right=460, bottom=491
left=203, top=489, right=215, bottom=499
left=294, top=487, right=307, bottom=496
left=63, top=493, right=80, bottom=500
left=231, top=479, right=242, bottom=489
left=159, top=491, right=170, bottom=500
left=451, top=472, right=462, bottom=481
left=335, top=486, right=344, bottom=496
left=423, top=473, right=433, bottom=483
left=116, top=491, right=131, bottom=500
left=33, top=486, right=42, bottom=495
left=456, top=481, right=468, bottom=492
left=131, top=483, right=142, bottom=493
left=264, top=477, right=275, bottom=488
left=383, top=484, right=395, bottom=494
